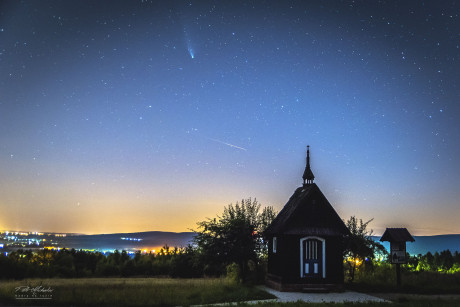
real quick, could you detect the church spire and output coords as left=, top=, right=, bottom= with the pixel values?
left=302, top=145, right=315, bottom=185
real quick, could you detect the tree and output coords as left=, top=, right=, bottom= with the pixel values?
left=193, top=198, right=276, bottom=279
left=344, top=216, right=386, bottom=282
left=438, top=250, right=454, bottom=271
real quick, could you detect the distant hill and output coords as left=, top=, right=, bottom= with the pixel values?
left=56, top=231, right=195, bottom=252
left=53, top=232, right=460, bottom=255
left=372, top=234, right=460, bottom=255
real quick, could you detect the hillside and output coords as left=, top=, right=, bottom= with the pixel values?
left=53, top=232, right=460, bottom=255
left=373, top=234, right=460, bottom=255
left=57, top=231, right=195, bottom=251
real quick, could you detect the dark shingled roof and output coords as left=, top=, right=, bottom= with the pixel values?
left=380, top=228, right=415, bottom=242
left=265, top=183, right=350, bottom=237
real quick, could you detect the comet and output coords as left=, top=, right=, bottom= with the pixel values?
left=183, top=26, right=195, bottom=59
left=188, top=47, right=194, bottom=59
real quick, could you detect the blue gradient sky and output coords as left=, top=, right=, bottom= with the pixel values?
left=0, top=1, right=459, bottom=235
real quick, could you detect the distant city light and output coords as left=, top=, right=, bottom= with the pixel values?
left=120, top=237, right=142, bottom=241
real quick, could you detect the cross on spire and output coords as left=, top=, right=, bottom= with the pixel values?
left=302, top=145, right=315, bottom=185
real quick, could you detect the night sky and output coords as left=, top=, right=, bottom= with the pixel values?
left=1, top=1, right=459, bottom=235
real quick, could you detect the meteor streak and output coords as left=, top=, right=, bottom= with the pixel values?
left=207, top=137, right=247, bottom=151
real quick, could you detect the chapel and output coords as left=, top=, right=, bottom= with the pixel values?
left=265, top=146, right=350, bottom=291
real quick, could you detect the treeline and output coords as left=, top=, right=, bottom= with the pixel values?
left=2, top=247, right=460, bottom=280
left=0, top=245, right=204, bottom=279
left=406, top=250, right=460, bottom=273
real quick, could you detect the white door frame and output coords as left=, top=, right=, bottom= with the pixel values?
left=300, top=236, right=326, bottom=278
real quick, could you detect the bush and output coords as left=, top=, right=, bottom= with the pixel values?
left=203, top=264, right=222, bottom=277
left=347, top=258, right=460, bottom=294
left=226, top=263, right=241, bottom=283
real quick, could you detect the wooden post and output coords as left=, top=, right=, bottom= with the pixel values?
left=396, top=263, right=401, bottom=287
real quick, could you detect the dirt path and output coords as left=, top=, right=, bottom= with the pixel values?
left=260, top=286, right=388, bottom=303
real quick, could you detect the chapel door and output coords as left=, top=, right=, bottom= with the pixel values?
left=303, top=238, right=322, bottom=277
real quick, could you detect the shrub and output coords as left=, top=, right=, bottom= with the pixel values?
left=226, top=263, right=241, bottom=283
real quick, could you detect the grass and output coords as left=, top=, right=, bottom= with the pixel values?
left=0, top=277, right=275, bottom=306
left=242, top=300, right=460, bottom=306
left=346, top=263, right=460, bottom=294
left=1, top=273, right=460, bottom=306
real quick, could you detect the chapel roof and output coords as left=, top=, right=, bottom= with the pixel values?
left=265, top=147, right=350, bottom=237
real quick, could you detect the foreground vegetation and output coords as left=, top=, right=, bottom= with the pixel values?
left=247, top=301, right=460, bottom=306
left=345, top=259, right=460, bottom=294
left=343, top=216, right=460, bottom=295
left=0, top=277, right=274, bottom=306
left=1, top=277, right=459, bottom=306
left=0, top=246, right=204, bottom=279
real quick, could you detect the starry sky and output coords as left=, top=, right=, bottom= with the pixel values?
left=0, top=1, right=459, bottom=235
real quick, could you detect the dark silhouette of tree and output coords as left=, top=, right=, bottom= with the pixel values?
left=438, top=250, right=454, bottom=270
left=454, top=251, right=460, bottom=264
left=193, top=198, right=276, bottom=279
left=54, top=249, right=76, bottom=277
left=344, top=216, right=386, bottom=282
left=168, top=245, right=202, bottom=278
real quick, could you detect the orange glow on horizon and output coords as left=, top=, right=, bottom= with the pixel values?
left=2, top=193, right=460, bottom=236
